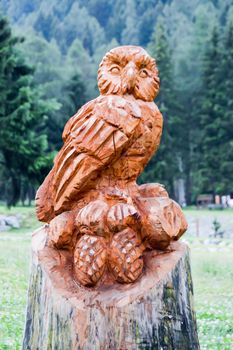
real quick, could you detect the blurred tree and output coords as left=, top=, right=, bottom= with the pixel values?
left=0, top=15, right=58, bottom=206
left=141, top=22, right=183, bottom=199
left=59, top=72, right=87, bottom=129
left=199, top=24, right=233, bottom=195
left=55, top=2, right=105, bottom=55
left=1, top=0, right=233, bottom=204
left=19, top=33, right=64, bottom=99
left=121, top=0, right=139, bottom=45
left=66, top=38, right=96, bottom=99
left=106, top=0, right=127, bottom=43
left=219, top=22, right=233, bottom=194
left=161, top=1, right=218, bottom=203
left=18, top=32, right=67, bottom=150
left=84, top=0, right=114, bottom=27
left=138, top=9, right=155, bottom=46
left=182, top=3, right=218, bottom=203
left=18, top=33, right=89, bottom=151
left=197, top=28, right=223, bottom=196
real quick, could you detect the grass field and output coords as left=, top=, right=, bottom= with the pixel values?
left=0, top=206, right=233, bottom=349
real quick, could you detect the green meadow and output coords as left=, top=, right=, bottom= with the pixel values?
left=0, top=206, right=232, bottom=349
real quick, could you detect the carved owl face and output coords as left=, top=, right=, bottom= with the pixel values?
left=98, top=46, right=160, bottom=102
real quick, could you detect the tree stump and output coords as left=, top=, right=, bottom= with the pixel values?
left=23, top=226, right=199, bottom=350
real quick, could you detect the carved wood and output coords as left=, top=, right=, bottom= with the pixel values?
left=23, top=45, right=200, bottom=350
left=35, top=45, right=187, bottom=287
left=23, top=228, right=199, bottom=350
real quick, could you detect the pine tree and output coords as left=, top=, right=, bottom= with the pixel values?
left=121, top=0, right=139, bottom=45
left=198, top=28, right=225, bottom=196
left=219, top=22, right=233, bottom=193
left=0, top=15, right=57, bottom=206
left=58, top=72, right=87, bottom=136
left=141, top=22, right=183, bottom=199
left=199, top=24, right=233, bottom=195
left=64, top=73, right=86, bottom=115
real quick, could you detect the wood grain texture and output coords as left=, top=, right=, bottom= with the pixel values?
left=23, top=227, right=199, bottom=350
left=34, top=45, right=187, bottom=287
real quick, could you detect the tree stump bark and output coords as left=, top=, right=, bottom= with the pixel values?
left=23, top=226, right=199, bottom=350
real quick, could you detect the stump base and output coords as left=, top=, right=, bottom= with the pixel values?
left=23, top=227, right=199, bottom=350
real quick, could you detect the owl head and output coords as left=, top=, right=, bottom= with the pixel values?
left=98, top=46, right=160, bottom=102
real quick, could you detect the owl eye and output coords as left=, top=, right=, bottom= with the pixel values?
left=109, top=65, right=120, bottom=74
left=140, top=69, right=149, bottom=78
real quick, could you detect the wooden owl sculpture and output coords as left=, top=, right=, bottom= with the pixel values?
left=36, top=46, right=187, bottom=287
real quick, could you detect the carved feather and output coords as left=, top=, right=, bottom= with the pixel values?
left=36, top=95, right=141, bottom=221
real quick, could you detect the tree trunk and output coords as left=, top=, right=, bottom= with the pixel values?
left=23, top=227, right=199, bottom=350
left=6, top=174, right=21, bottom=207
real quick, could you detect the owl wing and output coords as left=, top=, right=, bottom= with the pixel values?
left=36, top=96, right=142, bottom=221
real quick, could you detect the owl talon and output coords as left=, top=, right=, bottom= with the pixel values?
left=107, top=203, right=141, bottom=233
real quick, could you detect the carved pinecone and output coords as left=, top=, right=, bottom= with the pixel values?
left=74, top=235, right=107, bottom=287
left=108, top=228, right=144, bottom=283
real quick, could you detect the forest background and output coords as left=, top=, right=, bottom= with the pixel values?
left=0, top=0, right=233, bottom=207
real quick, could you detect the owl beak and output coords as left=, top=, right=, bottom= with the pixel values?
left=127, top=67, right=135, bottom=78
left=125, top=64, right=136, bottom=92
